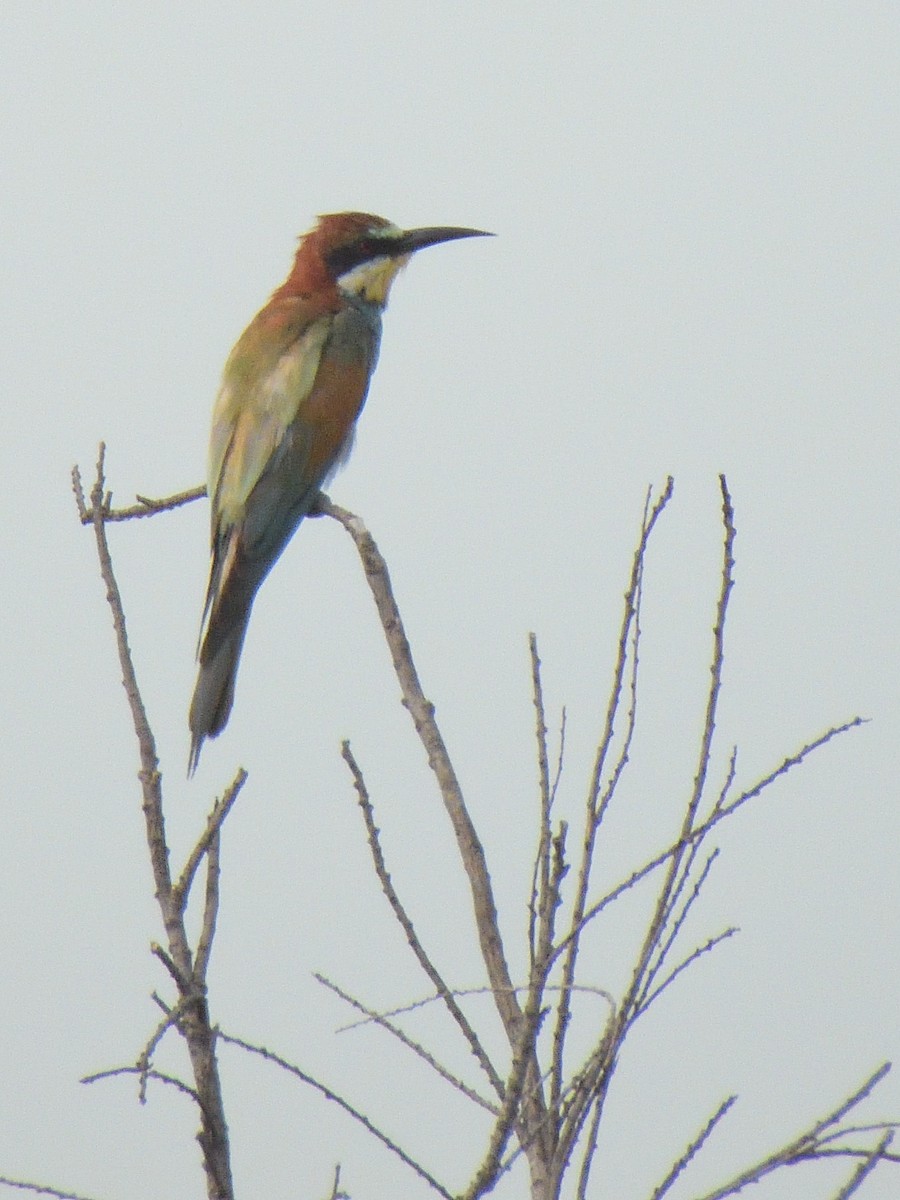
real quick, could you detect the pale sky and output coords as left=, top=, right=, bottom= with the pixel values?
left=2, top=4, right=900, bottom=1198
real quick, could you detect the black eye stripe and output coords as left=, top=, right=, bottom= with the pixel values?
left=325, top=236, right=397, bottom=276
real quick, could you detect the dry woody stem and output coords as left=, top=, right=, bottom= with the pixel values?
left=70, top=448, right=242, bottom=1200
left=49, top=453, right=898, bottom=1200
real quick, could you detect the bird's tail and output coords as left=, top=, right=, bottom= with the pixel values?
left=188, top=602, right=252, bottom=776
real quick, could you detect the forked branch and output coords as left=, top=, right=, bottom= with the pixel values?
left=60, top=458, right=894, bottom=1200
left=72, top=446, right=236, bottom=1200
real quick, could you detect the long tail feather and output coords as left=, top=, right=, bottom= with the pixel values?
left=188, top=475, right=318, bottom=774
left=188, top=605, right=251, bottom=776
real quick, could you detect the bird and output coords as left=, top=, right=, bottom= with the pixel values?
left=188, top=212, right=492, bottom=774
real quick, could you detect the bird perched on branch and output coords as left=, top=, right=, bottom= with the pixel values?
left=188, top=212, right=492, bottom=773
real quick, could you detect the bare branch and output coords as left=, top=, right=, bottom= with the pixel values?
left=315, top=973, right=499, bottom=1114
left=694, top=1064, right=897, bottom=1200
left=173, top=769, right=248, bottom=911
left=70, top=464, right=88, bottom=522
left=831, top=1131, right=894, bottom=1199
left=555, top=478, right=734, bottom=1175
left=550, top=714, right=864, bottom=970
left=718, top=716, right=867, bottom=821
left=151, top=942, right=190, bottom=992
left=553, top=478, right=673, bottom=1119
left=76, top=481, right=206, bottom=524
left=341, top=741, right=504, bottom=1099
left=565, top=1006, right=623, bottom=1200
left=324, top=500, right=524, bottom=1055
left=638, top=927, right=739, bottom=1018
left=322, top=1164, right=350, bottom=1200
left=549, top=709, right=567, bottom=813
left=650, top=1096, right=737, bottom=1199
left=624, top=479, right=736, bottom=1039
left=194, top=829, right=221, bottom=983
left=819, top=1123, right=900, bottom=1147
left=71, top=457, right=892, bottom=1200
left=807, top=1064, right=894, bottom=1140
left=637, top=848, right=722, bottom=1012
left=343, top=983, right=614, bottom=1027
left=528, top=634, right=552, bottom=973
left=0, top=1179, right=102, bottom=1200
left=219, top=1031, right=454, bottom=1199
left=558, top=1004, right=618, bottom=1182
left=77, top=446, right=233, bottom=1200
left=575, top=1097, right=603, bottom=1200
left=81, top=1064, right=199, bottom=1103
left=136, top=994, right=197, bottom=1101
left=86, top=447, right=170, bottom=900
left=681, top=474, right=736, bottom=842
left=462, top=996, right=549, bottom=1200
left=711, top=746, right=739, bottom=817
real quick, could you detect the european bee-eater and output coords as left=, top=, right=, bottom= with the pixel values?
left=188, top=212, right=492, bottom=773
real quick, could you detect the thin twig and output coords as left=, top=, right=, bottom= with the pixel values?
left=549, top=715, right=863, bottom=970
left=315, top=973, right=498, bottom=1114
left=638, top=928, right=739, bottom=1018
left=637, top=848, right=722, bottom=1012
left=462, top=995, right=550, bottom=1200
left=553, top=479, right=673, bottom=1125
left=549, top=708, right=567, bottom=813
left=558, top=1004, right=619, bottom=1184
left=650, top=1096, right=737, bottom=1199
left=681, top=475, right=736, bottom=839
left=831, top=1131, right=894, bottom=1199
left=693, top=1064, right=896, bottom=1200
left=70, top=465, right=88, bottom=522
left=219, top=1031, right=453, bottom=1199
left=718, top=717, right=866, bottom=822
left=627, top=478, right=736, bottom=1033
left=324, top=500, right=524, bottom=1053
left=711, top=746, right=739, bottom=817
left=151, top=942, right=190, bottom=991
left=77, top=445, right=233, bottom=1200
left=194, top=829, right=221, bottom=983
left=528, top=634, right=553, bottom=972
left=347, top=983, right=614, bottom=1027
left=575, top=1097, right=603, bottom=1200
left=568, top=1010, right=622, bottom=1200
left=341, top=741, right=504, bottom=1098
left=173, top=769, right=248, bottom=910
left=819, top=1122, right=900, bottom=1146
left=77, top=482, right=206, bottom=524
left=87, top=446, right=168, bottom=888
left=323, top=1164, right=349, bottom=1200
left=0, top=1180, right=100, bottom=1200
left=804, top=1064, right=893, bottom=1140
left=560, top=477, right=732, bottom=1184
left=81, top=1064, right=199, bottom=1103
left=136, top=994, right=196, bottom=1101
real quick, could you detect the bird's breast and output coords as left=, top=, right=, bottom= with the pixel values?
left=297, top=302, right=382, bottom=480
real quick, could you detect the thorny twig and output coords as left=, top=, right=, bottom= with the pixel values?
left=218, top=1032, right=454, bottom=1199
left=71, top=465, right=205, bottom=523
left=0, top=1180, right=102, bottom=1200
left=63, top=460, right=895, bottom=1200
left=315, top=972, right=499, bottom=1114
left=73, top=446, right=236, bottom=1200
left=552, top=479, right=672, bottom=1127
left=692, top=1064, right=899, bottom=1200
left=341, top=741, right=504, bottom=1099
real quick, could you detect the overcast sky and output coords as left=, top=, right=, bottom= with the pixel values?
left=2, top=4, right=900, bottom=1199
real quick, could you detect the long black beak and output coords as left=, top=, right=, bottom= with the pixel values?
left=396, top=226, right=494, bottom=255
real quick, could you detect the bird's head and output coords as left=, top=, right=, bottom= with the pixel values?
left=280, top=212, right=492, bottom=305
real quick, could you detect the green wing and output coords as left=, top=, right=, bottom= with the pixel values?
left=207, top=299, right=333, bottom=538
